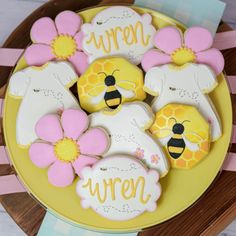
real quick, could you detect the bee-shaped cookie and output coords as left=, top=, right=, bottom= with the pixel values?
left=77, top=57, right=146, bottom=113
left=150, top=104, right=210, bottom=169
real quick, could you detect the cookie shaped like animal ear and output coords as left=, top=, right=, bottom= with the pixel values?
left=52, top=61, right=78, bottom=87
left=195, top=64, right=218, bottom=93
left=142, top=14, right=152, bottom=24
left=9, top=71, right=31, bottom=97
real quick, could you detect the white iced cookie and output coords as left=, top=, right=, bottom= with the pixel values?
left=89, top=102, right=169, bottom=177
left=76, top=155, right=161, bottom=221
left=8, top=61, right=80, bottom=146
left=81, top=6, right=156, bottom=65
left=144, top=63, right=221, bottom=141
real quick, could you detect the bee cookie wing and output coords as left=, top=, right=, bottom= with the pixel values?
left=158, top=135, right=172, bottom=146
left=116, top=85, right=134, bottom=98
left=182, top=135, right=200, bottom=152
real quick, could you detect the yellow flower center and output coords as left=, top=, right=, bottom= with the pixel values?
left=54, top=138, right=79, bottom=162
left=51, top=34, right=77, bottom=59
left=171, top=47, right=196, bottom=66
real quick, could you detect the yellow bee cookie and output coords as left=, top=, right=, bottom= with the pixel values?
left=150, top=104, right=210, bottom=169
left=77, top=57, right=146, bottom=113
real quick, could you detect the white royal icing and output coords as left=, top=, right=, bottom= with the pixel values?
left=144, top=63, right=221, bottom=141
left=89, top=102, right=169, bottom=177
left=76, top=156, right=161, bottom=221
left=9, top=61, right=80, bottom=146
left=81, top=6, right=156, bottom=65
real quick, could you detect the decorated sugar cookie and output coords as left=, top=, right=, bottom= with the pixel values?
left=144, top=63, right=222, bottom=141
left=25, top=10, right=88, bottom=75
left=141, top=26, right=224, bottom=75
left=29, top=109, right=110, bottom=187
left=9, top=62, right=80, bottom=146
left=77, top=57, right=146, bottom=113
left=150, top=104, right=210, bottom=169
left=77, top=155, right=161, bottom=221
left=81, top=6, right=156, bottom=65
left=89, top=102, right=169, bottom=177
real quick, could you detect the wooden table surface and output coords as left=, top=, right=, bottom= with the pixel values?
left=0, top=0, right=236, bottom=235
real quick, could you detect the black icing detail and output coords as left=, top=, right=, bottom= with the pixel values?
left=172, top=123, right=184, bottom=134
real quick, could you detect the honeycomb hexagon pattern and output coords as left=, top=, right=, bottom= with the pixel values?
left=77, top=57, right=146, bottom=113
left=150, top=104, right=211, bottom=169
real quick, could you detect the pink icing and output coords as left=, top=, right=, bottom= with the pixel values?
left=154, top=26, right=182, bottom=54
left=25, top=10, right=88, bottom=75
left=29, top=143, right=56, bottom=168
left=78, top=128, right=109, bottom=156
left=184, top=27, right=213, bottom=52
left=25, top=44, right=55, bottom=66
left=31, top=17, right=58, bottom=44
left=141, top=26, right=224, bottom=75
left=35, top=115, right=63, bottom=143
left=68, top=51, right=89, bottom=75
left=48, top=160, right=74, bottom=187
left=61, top=109, right=88, bottom=140
left=29, top=109, right=110, bottom=188
left=72, top=155, right=98, bottom=177
left=142, top=49, right=171, bottom=72
left=55, top=10, right=82, bottom=36
left=196, top=48, right=224, bottom=76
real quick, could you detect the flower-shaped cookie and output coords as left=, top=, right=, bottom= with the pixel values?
left=29, top=109, right=109, bottom=187
left=25, top=11, right=88, bottom=75
left=141, top=26, right=224, bottom=75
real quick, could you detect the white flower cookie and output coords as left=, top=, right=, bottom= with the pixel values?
left=81, top=6, right=156, bottom=65
left=77, top=155, right=161, bottom=221
left=89, top=102, right=169, bottom=177
left=144, top=63, right=221, bottom=141
left=9, top=61, right=80, bottom=146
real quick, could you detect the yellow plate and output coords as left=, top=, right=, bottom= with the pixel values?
left=3, top=6, right=232, bottom=233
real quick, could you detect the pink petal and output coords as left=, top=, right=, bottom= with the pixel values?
left=184, top=27, right=213, bottom=52
left=48, top=160, right=74, bottom=187
left=78, top=128, right=109, bottom=156
left=154, top=26, right=182, bottom=54
left=72, top=155, right=98, bottom=177
left=74, top=31, right=84, bottom=51
left=24, top=44, right=55, bottom=66
left=69, top=51, right=89, bottom=75
left=196, top=48, right=224, bottom=75
left=55, top=10, right=82, bottom=36
left=61, top=109, right=88, bottom=140
left=141, top=49, right=171, bottom=72
left=35, top=115, right=63, bottom=143
left=29, top=142, right=56, bottom=168
left=31, top=17, right=58, bottom=44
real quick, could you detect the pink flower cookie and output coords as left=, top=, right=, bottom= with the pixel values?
left=25, top=11, right=88, bottom=75
left=29, top=109, right=109, bottom=187
left=141, top=26, right=224, bottom=75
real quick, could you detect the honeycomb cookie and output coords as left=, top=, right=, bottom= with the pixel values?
left=77, top=57, right=146, bottom=113
left=150, top=104, right=210, bottom=169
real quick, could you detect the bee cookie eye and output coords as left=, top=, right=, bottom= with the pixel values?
left=97, top=21, right=103, bottom=25
left=33, top=89, right=40, bottom=92
left=169, top=87, right=176, bottom=91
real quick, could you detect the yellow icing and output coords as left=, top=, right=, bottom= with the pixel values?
left=150, top=104, right=210, bottom=169
left=51, top=34, right=77, bottom=59
left=54, top=138, right=79, bottom=162
left=77, top=57, right=146, bottom=113
left=171, top=47, right=196, bottom=66
left=85, top=21, right=151, bottom=54
left=3, top=6, right=232, bottom=232
left=82, top=176, right=151, bottom=205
